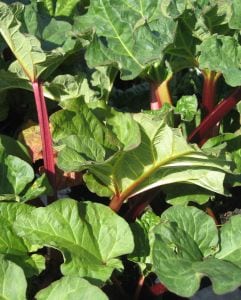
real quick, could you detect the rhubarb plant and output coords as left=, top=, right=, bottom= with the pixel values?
left=129, top=206, right=241, bottom=297
left=0, top=1, right=241, bottom=299
left=0, top=1, right=81, bottom=191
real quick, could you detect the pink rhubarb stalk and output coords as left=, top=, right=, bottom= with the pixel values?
left=150, top=78, right=172, bottom=110
left=188, top=87, right=241, bottom=146
left=32, top=81, right=56, bottom=194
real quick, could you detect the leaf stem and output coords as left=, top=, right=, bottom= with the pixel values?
left=109, top=194, right=122, bottom=212
left=134, top=274, right=145, bottom=300
left=150, top=77, right=173, bottom=110
left=32, top=81, right=56, bottom=198
left=202, top=70, right=220, bottom=116
left=188, top=87, right=241, bottom=146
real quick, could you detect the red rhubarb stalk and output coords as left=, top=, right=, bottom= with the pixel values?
left=202, top=71, right=221, bottom=116
left=150, top=78, right=172, bottom=110
left=188, top=87, right=241, bottom=146
left=32, top=81, right=56, bottom=193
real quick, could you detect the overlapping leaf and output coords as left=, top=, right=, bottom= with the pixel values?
left=50, top=101, right=122, bottom=153
left=151, top=206, right=241, bottom=297
left=0, top=255, right=27, bottom=300
left=75, top=0, right=176, bottom=79
left=36, top=276, right=108, bottom=300
left=0, top=2, right=79, bottom=82
left=0, top=202, right=44, bottom=277
left=56, top=107, right=232, bottom=200
left=199, top=35, right=241, bottom=86
left=0, top=135, right=52, bottom=202
left=40, top=0, right=81, bottom=17
left=15, top=198, right=134, bottom=282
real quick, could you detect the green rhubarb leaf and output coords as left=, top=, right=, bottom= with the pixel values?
left=128, top=210, right=160, bottom=273
left=0, top=255, right=27, bottom=300
left=152, top=206, right=241, bottom=297
left=199, top=35, right=241, bottom=86
left=58, top=111, right=231, bottom=199
left=192, top=258, right=241, bottom=295
left=216, top=215, right=241, bottom=268
left=160, top=0, right=187, bottom=18
left=0, top=70, right=31, bottom=93
left=56, top=135, right=106, bottom=171
left=36, top=277, right=108, bottom=300
left=163, top=183, right=213, bottom=205
left=0, top=202, right=43, bottom=277
left=193, top=2, right=233, bottom=39
left=40, top=0, right=80, bottom=17
left=174, top=95, right=198, bottom=122
left=229, top=0, right=241, bottom=29
left=106, top=108, right=141, bottom=151
left=44, top=66, right=116, bottom=104
left=166, top=11, right=199, bottom=71
left=0, top=138, right=52, bottom=202
left=0, top=134, right=31, bottom=163
left=0, top=2, right=76, bottom=82
left=0, top=2, right=47, bottom=81
left=50, top=102, right=121, bottom=152
left=75, top=0, right=176, bottom=79
left=202, top=132, right=241, bottom=173
left=44, top=74, right=89, bottom=102
left=83, top=173, right=112, bottom=198
left=152, top=206, right=216, bottom=297
left=0, top=141, right=34, bottom=200
left=23, top=1, right=73, bottom=49
left=14, top=198, right=134, bottom=283
left=21, top=173, right=53, bottom=202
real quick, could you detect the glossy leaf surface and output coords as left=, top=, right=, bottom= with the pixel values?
left=15, top=198, right=134, bottom=282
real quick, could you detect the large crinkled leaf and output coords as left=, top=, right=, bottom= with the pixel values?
left=14, top=198, right=134, bottom=282
left=23, top=1, right=74, bottom=48
left=44, top=74, right=89, bottom=102
left=75, top=0, right=176, bottom=79
left=44, top=66, right=117, bottom=104
left=0, top=255, right=27, bottom=300
left=0, top=202, right=44, bottom=277
left=0, top=2, right=76, bottom=82
left=199, top=35, right=241, bottom=86
left=57, top=111, right=231, bottom=200
left=166, top=10, right=199, bottom=71
left=164, top=2, right=233, bottom=72
left=50, top=102, right=122, bottom=152
left=36, top=276, right=108, bottom=300
left=151, top=206, right=241, bottom=297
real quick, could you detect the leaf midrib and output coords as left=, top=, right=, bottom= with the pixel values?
left=101, top=0, right=144, bottom=69
left=119, top=149, right=196, bottom=201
